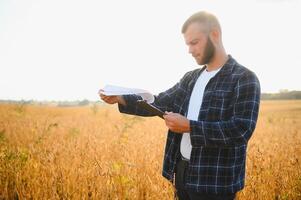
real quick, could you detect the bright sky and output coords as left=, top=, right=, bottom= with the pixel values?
left=1, top=0, right=300, bottom=101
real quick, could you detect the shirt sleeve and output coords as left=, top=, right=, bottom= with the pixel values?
left=118, top=83, right=179, bottom=117
left=118, top=71, right=191, bottom=117
left=189, top=71, right=261, bottom=147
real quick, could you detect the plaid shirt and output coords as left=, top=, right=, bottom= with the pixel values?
left=118, top=55, right=261, bottom=194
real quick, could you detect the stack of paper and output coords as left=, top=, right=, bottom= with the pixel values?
left=99, top=84, right=154, bottom=103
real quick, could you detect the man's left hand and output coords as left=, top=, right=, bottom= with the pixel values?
left=163, top=112, right=190, bottom=133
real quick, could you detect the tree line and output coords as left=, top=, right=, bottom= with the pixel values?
left=0, top=91, right=301, bottom=106
left=261, top=90, right=301, bottom=100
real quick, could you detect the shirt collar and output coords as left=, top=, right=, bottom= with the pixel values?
left=216, top=55, right=236, bottom=76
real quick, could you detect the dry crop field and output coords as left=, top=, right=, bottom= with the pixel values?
left=0, top=100, right=301, bottom=200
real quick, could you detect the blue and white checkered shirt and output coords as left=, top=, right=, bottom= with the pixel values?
left=118, top=55, right=261, bottom=194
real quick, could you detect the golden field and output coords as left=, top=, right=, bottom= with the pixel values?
left=0, top=100, right=301, bottom=200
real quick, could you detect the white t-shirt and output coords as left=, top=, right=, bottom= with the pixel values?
left=180, top=67, right=221, bottom=160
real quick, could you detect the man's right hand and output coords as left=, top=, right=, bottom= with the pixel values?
left=99, top=90, right=126, bottom=106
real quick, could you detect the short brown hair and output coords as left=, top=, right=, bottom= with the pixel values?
left=181, top=11, right=221, bottom=34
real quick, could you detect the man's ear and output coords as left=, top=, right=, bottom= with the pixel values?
left=210, top=29, right=220, bottom=43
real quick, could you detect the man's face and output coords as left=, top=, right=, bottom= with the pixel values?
left=184, top=23, right=215, bottom=65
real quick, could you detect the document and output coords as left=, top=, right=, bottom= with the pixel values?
left=99, top=84, right=154, bottom=103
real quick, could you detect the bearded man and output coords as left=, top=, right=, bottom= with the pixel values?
left=100, top=11, right=261, bottom=200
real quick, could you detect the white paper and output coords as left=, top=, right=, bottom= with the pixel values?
left=99, top=84, right=154, bottom=103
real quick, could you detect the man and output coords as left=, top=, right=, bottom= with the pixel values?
left=100, top=11, right=260, bottom=200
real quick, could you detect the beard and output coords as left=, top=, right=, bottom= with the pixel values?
left=197, top=36, right=215, bottom=65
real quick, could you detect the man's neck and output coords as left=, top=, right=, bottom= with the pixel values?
left=206, top=51, right=228, bottom=72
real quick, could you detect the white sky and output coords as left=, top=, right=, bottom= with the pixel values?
left=1, top=0, right=300, bottom=101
